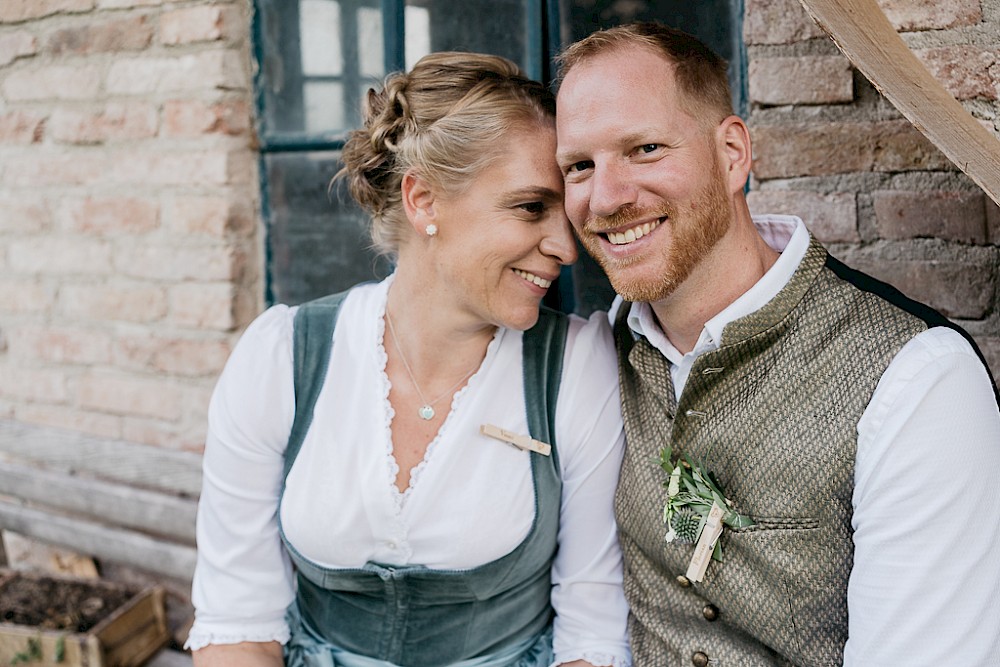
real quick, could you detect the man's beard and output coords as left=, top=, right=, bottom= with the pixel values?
left=580, top=171, right=732, bottom=304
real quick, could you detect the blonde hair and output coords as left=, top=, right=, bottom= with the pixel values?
left=337, top=52, right=556, bottom=257
left=556, top=22, right=732, bottom=125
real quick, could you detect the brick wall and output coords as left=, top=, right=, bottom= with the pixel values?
left=0, top=0, right=259, bottom=450
left=745, top=0, right=1000, bottom=380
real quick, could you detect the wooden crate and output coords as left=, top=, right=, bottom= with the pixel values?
left=0, top=569, right=169, bottom=667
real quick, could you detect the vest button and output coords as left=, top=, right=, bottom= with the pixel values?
left=702, top=604, right=719, bottom=621
left=692, top=651, right=710, bottom=667
left=675, top=575, right=692, bottom=588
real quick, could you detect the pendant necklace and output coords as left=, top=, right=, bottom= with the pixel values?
left=385, top=308, right=477, bottom=420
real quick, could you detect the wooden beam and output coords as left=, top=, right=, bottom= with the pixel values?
left=797, top=0, right=1000, bottom=206
left=0, top=501, right=196, bottom=583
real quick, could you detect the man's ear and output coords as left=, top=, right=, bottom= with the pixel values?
left=401, top=169, right=437, bottom=233
left=716, top=115, right=752, bottom=194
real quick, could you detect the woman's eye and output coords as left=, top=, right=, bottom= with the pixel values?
left=519, top=202, right=545, bottom=215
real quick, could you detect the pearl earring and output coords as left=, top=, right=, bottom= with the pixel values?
left=425, top=224, right=438, bottom=237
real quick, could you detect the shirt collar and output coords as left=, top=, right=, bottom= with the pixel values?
left=622, top=214, right=810, bottom=361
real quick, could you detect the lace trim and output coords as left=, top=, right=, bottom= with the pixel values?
left=183, top=627, right=290, bottom=651
left=375, top=283, right=506, bottom=512
left=550, top=651, right=631, bottom=667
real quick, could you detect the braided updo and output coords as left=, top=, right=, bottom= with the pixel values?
left=337, top=52, right=556, bottom=257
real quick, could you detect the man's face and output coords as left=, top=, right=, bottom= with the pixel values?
left=556, top=46, right=733, bottom=304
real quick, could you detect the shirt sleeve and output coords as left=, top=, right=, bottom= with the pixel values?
left=185, top=305, right=299, bottom=650
left=549, top=312, right=632, bottom=667
left=845, top=327, right=1000, bottom=664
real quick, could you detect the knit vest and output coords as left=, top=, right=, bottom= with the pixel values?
left=614, top=240, right=932, bottom=666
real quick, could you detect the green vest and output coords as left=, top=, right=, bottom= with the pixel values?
left=615, top=240, right=933, bottom=666
left=279, top=290, right=568, bottom=667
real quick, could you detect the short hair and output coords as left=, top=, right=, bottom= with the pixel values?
left=555, top=22, right=733, bottom=124
left=337, top=52, right=556, bottom=257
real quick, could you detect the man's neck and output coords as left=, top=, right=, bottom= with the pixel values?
left=650, top=218, right=780, bottom=355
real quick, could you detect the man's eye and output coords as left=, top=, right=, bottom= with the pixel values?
left=519, top=202, right=545, bottom=215
left=566, top=160, right=593, bottom=174
left=638, top=144, right=659, bottom=154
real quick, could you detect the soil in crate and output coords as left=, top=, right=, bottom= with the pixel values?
left=0, top=576, right=134, bottom=633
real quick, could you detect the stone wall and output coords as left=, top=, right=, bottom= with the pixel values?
left=745, top=0, right=1000, bottom=379
left=0, top=0, right=259, bottom=450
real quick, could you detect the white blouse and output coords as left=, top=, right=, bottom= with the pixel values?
left=188, top=278, right=632, bottom=667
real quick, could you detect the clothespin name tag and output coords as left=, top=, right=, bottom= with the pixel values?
left=480, top=424, right=551, bottom=456
left=686, top=502, right=725, bottom=583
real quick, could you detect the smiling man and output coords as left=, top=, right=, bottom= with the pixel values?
left=555, top=22, right=1000, bottom=667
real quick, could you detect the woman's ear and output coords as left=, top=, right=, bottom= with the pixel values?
left=716, top=115, right=752, bottom=194
left=401, top=169, right=437, bottom=234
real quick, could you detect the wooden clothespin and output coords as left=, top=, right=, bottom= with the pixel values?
left=480, top=424, right=551, bottom=456
left=686, top=502, right=725, bottom=583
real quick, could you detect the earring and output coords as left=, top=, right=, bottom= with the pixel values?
left=425, top=224, right=438, bottom=237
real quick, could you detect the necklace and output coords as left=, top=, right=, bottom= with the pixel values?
left=385, top=308, right=477, bottom=420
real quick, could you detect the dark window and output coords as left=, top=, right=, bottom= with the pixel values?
left=253, top=0, right=744, bottom=311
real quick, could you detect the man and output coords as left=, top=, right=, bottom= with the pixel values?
left=555, top=22, right=1000, bottom=667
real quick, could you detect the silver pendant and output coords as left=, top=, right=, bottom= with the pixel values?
left=418, top=405, right=435, bottom=420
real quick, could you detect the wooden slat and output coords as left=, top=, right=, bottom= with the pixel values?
left=797, top=0, right=1000, bottom=206
left=0, top=502, right=196, bottom=582
left=0, top=462, right=196, bottom=545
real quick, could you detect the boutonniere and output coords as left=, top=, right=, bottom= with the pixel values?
left=658, top=445, right=754, bottom=581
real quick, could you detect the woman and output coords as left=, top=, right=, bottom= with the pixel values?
left=186, top=52, right=630, bottom=667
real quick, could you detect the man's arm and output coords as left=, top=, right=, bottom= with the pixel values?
left=845, top=327, right=1000, bottom=664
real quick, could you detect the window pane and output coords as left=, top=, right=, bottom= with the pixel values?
left=264, top=151, right=393, bottom=305
left=405, top=0, right=529, bottom=68
left=257, top=0, right=385, bottom=137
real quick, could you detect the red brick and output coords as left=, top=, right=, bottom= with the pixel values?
left=848, top=256, right=995, bottom=319
left=10, top=237, right=113, bottom=275
left=877, top=0, right=982, bottom=31
left=0, top=278, right=56, bottom=313
left=0, top=110, right=45, bottom=144
left=8, top=325, right=112, bottom=365
left=162, top=98, right=251, bottom=137
left=59, top=283, right=167, bottom=322
left=58, top=196, right=158, bottom=234
left=0, top=0, right=93, bottom=23
left=163, top=194, right=254, bottom=237
left=746, top=190, right=859, bottom=243
left=751, top=120, right=951, bottom=179
left=0, top=366, right=69, bottom=403
left=106, top=50, right=248, bottom=95
left=49, top=102, right=158, bottom=145
left=0, top=31, right=37, bottom=66
left=104, top=150, right=242, bottom=186
left=873, top=190, right=987, bottom=243
left=160, top=5, right=239, bottom=45
left=744, top=0, right=825, bottom=45
left=77, top=372, right=183, bottom=421
left=987, top=199, right=1000, bottom=245
left=115, top=334, right=231, bottom=376
left=914, top=46, right=998, bottom=101
left=44, top=14, right=153, bottom=56
left=977, top=337, right=1000, bottom=384
left=114, top=243, right=240, bottom=281
left=0, top=196, right=50, bottom=232
left=15, top=404, right=122, bottom=440
left=168, top=282, right=242, bottom=330
left=749, top=56, right=853, bottom=106
left=3, top=64, right=101, bottom=101
left=6, top=152, right=109, bottom=187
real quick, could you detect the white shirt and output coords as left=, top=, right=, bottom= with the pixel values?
left=621, top=215, right=1000, bottom=665
left=188, top=278, right=631, bottom=667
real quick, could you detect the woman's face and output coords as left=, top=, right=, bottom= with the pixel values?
left=427, top=123, right=577, bottom=331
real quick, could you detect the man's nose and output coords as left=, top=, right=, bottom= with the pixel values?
left=589, top=161, right=637, bottom=219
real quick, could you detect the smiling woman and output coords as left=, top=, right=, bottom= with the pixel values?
left=186, top=52, right=632, bottom=667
